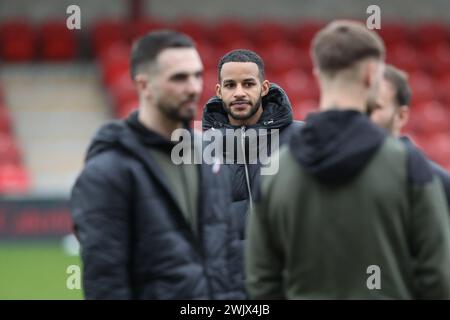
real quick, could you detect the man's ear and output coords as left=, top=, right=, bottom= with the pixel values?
left=397, top=105, right=409, bottom=129
left=134, top=73, right=151, bottom=98
left=215, top=83, right=222, bottom=98
left=261, top=80, right=270, bottom=97
left=365, top=60, right=384, bottom=89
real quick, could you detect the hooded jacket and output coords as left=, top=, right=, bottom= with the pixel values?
left=70, top=111, right=244, bottom=299
left=246, top=109, right=450, bottom=299
left=202, top=83, right=303, bottom=295
left=400, top=136, right=450, bottom=209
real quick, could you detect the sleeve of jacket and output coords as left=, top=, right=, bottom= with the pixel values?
left=70, top=155, right=133, bottom=299
left=407, top=149, right=450, bottom=299
left=245, top=175, right=285, bottom=299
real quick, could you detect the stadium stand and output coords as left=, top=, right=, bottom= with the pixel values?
left=1, top=17, right=450, bottom=195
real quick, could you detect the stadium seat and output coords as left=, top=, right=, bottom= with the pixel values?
left=0, top=164, right=29, bottom=193
left=99, top=44, right=131, bottom=87
left=174, top=19, right=208, bottom=44
left=414, top=101, right=450, bottom=134
left=0, top=19, right=35, bottom=61
left=422, top=132, right=450, bottom=166
left=377, top=23, right=410, bottom=48
left=0, top=133, right=22, bottom=167
left=290, top=21, right=325, bottom=50
left=423, top=43, right=450, bottom=78
left=128, top=18, right=166, bottom=42
left=0, top=107, right=12, bottom=134
left=251, top=21, right=291, bottom=49
left=40, top=20, right=77, bottom=60
left=91, top=19, right=128, bottom=57
left=292, top=98, right=319, bottom=121
left=387, top=43, right=422, bottom=73
left=408, top=72, right=437, bottom=106
left=413, top=22, right=449, bottom=49
left=259, top=43, right=301, bottom=75
left=212, top=19, right=248, bottom=47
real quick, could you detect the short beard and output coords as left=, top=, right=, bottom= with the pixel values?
left=157, top=102, right=195, bottom=124
left=224, top=95, right=262, bottom=121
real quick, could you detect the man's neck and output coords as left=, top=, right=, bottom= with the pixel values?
left=138, top=104, right=183, bottom=140
left=228, top=105, right=263, bottom=127
left=319, top=81, right=368, bottom=113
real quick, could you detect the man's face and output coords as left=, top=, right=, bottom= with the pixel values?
left=366, top=60, right=385, bottom=112
left=369, top=78, right=399, bottom=134
left=216, top=62, right=269, bottom=123
left=151, top=48, right=203, bottom=122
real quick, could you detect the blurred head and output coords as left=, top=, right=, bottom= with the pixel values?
left=311, top=20, right=385, bottom=111
left=216, top=49, right=270, bottom=126
left=369, top=65, right=411, bottom=137
left=131, top=30, right=203, bottom=123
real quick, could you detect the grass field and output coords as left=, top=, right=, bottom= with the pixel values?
left=0, top=242, right=83, bottom=300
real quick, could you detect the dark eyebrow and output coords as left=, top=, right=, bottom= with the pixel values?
left=169, top=69, right=203, bottom=81
left=169, top=72, right=189, bottom=80
left=222, top=79, right=236, bottom=84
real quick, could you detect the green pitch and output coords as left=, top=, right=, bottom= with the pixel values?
left=0, top=242, right=83, bottom=300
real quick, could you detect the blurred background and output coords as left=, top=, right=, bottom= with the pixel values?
left=1, top=0, right=450, bottom=299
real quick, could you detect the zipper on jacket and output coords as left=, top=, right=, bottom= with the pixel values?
left=241, top=126, right=254, bottom=213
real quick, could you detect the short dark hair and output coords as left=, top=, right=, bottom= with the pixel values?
left=130, top=29, right=195, bottom=79
left=384, top=65, right=412, bottom=107
left=312, top=20, right=385, bottom=75
left=217, top=49, right=265, bottom=81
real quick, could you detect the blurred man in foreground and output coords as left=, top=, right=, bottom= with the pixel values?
left=246, top=20, right=450, bottom=299
left=71, top=30, right=243, bottom=299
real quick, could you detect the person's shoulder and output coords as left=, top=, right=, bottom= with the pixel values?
left=429, top=160, right=450, bottom=186
left=279, top=120, right=304, bottom=144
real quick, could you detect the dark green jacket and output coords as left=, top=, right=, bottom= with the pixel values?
left=246, top=110, right=450, bottom=299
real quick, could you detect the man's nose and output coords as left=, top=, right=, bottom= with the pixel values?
left=233, top=84, right=246, bottom=98
left=186, top=76, right=203, bottom=95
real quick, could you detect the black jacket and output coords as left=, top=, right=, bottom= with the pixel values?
left=70, top=111, right=244, bottom=299
left=400, top=136, right=450, bottom=209
left=202, top=83, right=303, bottom=295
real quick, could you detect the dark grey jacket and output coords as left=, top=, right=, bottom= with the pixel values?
left=400, top=136, right=450, bottom=209
left=71, top=111, right=244, bottom=299
left=202, top=83, right=303, bottom=296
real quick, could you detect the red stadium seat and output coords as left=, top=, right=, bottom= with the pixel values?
left=212, top=19, right=248, bottom=47
left=0, top=19, right=35, bottom=61
left=414, top=101, right=450, bottom=135
left=408, top=72, right=437, bottom=106
left=0, top=108, right=12, bottom=134
left=377, top=23, right=410, bottom=48
left=174, top=19, right=208, bottom=44
left=413, top=23, right=449, bottom=49
left=0, top=134, right=22, bottom=167
left=421, top=132, right=450, bottom=166
left=251, top=21, right=291, bottom=49
left=91, top=19, right=128, bottom=57
left=40, top=20, right=77, bottom=60
left=128, top=19, right=166, bottom=42
left=278, top=70, right=319, bottom=102
left=387, top=43, right=422, bottom=73
left=259, top=43, right=301, bottom=75
left=290, top=21, right=325, bottom=50
left=292, top=99, right=319, bottom=121
left=116, top=100, right=138, bottom=119
left=99, top=44, right=131, bottom=87
left=0, top=164, right=29, bottom=193
left=423, top=43, right=450, bottom=78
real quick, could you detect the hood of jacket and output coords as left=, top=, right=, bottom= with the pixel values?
left=85, top=110, right=181, bottom=162
left=202, top=83, right=293, bottom=131
left=290, top=109, right=386, bottom=185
